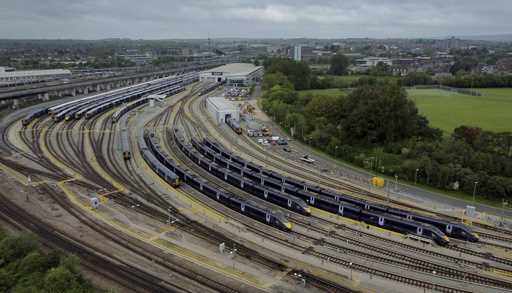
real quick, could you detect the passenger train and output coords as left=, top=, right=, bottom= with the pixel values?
left=180, top=137, right=311, bottom=216
left=196, top=138, right=462, bottom=245
left=226, top=117, right=242, bottom=135
left=140, top=129, right=292, bottom=231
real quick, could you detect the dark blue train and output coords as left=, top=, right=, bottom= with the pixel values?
left=226, top=117, right=242, bottom=134
left=140, top=129, right=292, bottom=231
left=138, top=129, right=180, bottom=187
left=197, top=138, right=466, bottom=245
left=21, top=108, right=48, bottom=126
left=179, top=136, right=310, bottom=216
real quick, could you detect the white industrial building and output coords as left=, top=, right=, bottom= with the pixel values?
left=355, top=57, right=393, bottom=70
left=199, top=63, right=263, bottom=87
left=0, top=68, right=72, bottom=86
left=293, top=45, right=302, bottom=61
left=206, top=97, right=240, bottom=125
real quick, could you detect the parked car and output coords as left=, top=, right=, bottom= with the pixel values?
left=283, top=147, right=292, bottom=152
left=277, top=139, right=288, bottom=145
left=300, top=155, right=315, bottom=164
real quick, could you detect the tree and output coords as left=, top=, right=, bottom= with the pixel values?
left=401, top=72, right=433, bottom=86
left=329, top=54, right=349, bottom=75
left=452, top=126, right=482, bottom=146
left=285, top=113, right=306, bottom=137
left=450, top=57, right=479, bottom=75
left=264, top=57, right=312, bottom=90
left=44, top=267, right=77, bottom=292
left=341, top=82, right=428, bottom=144
left=368, top=62, right=391, bottom=76
left=265, top=86, right=298, bottom=104
left=304, top=95, right=344, bottom=123
left=0, top=234, right=38, bottom=264
left=262, top=72, right=294, bottom=91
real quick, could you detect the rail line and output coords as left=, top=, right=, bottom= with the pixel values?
left=170, top=91, right=498, bottom=293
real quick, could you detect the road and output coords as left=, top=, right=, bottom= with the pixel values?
left=248, top=95, right=512, bottom=221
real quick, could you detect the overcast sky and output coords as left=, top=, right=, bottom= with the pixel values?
left=1, top=0, right=511, bottom=39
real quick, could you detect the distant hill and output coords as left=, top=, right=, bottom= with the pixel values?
left=457, top=34, right=512, bottom=42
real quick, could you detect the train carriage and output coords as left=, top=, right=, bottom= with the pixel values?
left=201, top=137, right=477, bottom=243
left=22, top=108, right=48, bottom=126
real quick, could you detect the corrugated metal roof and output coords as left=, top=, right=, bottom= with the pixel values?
left=207, top=97, right=239, bottom=111
left=201, top=63, right=262, bottom=76
left=0, top=69, right=71, bottom=78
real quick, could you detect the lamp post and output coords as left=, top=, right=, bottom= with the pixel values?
left=502, top=199, right=508, bottom=224
left=414, top=168, right=419, bottom=185
left=349, top=262, right=353, bottom=280
left=394, top=174, right=399, bottom=192
left=335, top=145, right=339, bottom=158
left=472, top=181, right=478, bottom=204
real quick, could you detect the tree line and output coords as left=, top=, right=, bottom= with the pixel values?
left=402, top=72, right=512, bottom=88
left=261, top=58, right=512, bottom=202
left=263, top=55, right=512, bottom=90
left=0, top=230, right=111, bottom=293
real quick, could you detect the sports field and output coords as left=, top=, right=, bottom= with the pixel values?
left=408, top=88, right=512, bottom=133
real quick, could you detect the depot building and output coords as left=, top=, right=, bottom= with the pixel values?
left=199, top=63, right=263, bottom=87
left=206, top=97, right=240, bottom=125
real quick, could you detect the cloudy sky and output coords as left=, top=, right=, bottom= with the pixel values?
left=1, top=0, right=511, bottom=39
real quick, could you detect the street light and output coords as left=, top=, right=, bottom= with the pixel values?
left=349, top=262, right=353, bottom=280
left=502, top=199, right=508, bottom=224
left=335, top=145, right=339, bottom=158
left=414, top=168, right=419, bottom=185
left=472, top=181, right=478, bottom=204
left=394, top=174, right=399, bottom=192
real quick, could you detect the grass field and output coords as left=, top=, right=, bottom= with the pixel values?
left=408, top=88, right=512, bottom=133
left=298, top=88, right=347, bottom=98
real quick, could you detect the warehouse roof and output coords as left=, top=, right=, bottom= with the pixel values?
left=207, top=97, right=239, bottom=112
left=0, top=69, right=71, bottom=78
left=201, top=63, right=262, bottom=76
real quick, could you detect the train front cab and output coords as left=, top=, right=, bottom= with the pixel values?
left=123, top=151, right=131, bottom=160
left=168, top=176, right=180, bottom=188
left=409, top=214, right=480, bottom=243
left=272, top=213, right=293, bottom=231
left=448, top=223, right=479, bottom=242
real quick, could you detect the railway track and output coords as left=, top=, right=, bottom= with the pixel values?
left=45, top=115, right=242, bottom=292
left=170, top=91, right=504, bottom=293
left=98, top=93, right=288, bottom=272
left=4, top=79, right=511, bottom=293
left=191, top=93, right=512, bottom=250
left=1, top=102, right=246, bottom=292
left=0, top=191, right=203, bottom=293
